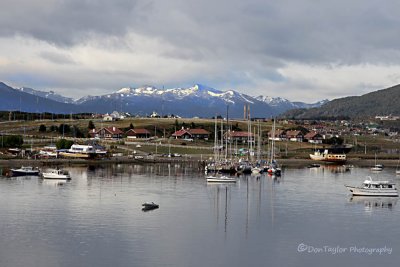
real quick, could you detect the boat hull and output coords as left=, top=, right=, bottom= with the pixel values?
left=310, top=154, right=346, bottom=163
left=345, top=186, right=399, bottom=197
left=11, top=170, right=40, bottom=176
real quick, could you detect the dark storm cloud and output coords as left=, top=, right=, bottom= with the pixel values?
left=3, top=0, right=400, bottom=64
left=0, top=0, right=145, bottom=45
left=2, top=0, right=400, bottom=101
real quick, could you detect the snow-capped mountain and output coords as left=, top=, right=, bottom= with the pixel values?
left=0, top=81, right=327, bottom=117
left=18, top=87, right=75, bottom=104
left=0, top=82, right=79, bottom=113
left=255, top=95, right=329, bottom=114
left=76, top=84, right=277, bottom=117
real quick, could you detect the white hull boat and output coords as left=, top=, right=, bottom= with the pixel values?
left=371, top=164, right=383, bottom=171
left=206, top=176, right=237, bottom=183
left=345, top=177, right=398, bottom=197
left=41, top=169, right=71, bottom=180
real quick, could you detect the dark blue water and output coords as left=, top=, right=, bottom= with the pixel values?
left=0, top=164, right=399, bottom=267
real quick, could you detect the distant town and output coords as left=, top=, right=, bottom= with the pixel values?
left=1, top=108, right=400, bottom=170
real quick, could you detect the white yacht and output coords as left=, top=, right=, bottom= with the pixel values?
left=345, top=177, right=398, bottom=197
left=41, top=169, right=71, bottom=180
left=59, top=144, right=96, bottom=158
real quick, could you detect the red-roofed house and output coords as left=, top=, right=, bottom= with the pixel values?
left=268, top=129, right=286, bottom=141
left=286, top=130, right=304, bottom=142
left=225, top=131, right=255, bottom=144
left=304, top=131, right=323, bottom=144
left=126, top=128, right=152, bottom=139
left=89, top=127, right=124, bottom=140
left=171, top=128, right=210, bottom=140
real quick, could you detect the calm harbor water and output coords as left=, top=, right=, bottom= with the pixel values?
left=1, top=164, right=400, bottom=267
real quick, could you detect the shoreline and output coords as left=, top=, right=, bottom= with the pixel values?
left=1, top=157, right=399, bottom=168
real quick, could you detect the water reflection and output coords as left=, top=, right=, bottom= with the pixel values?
left=349, top=196, right=398, bottom=211
left=1, top=163, right=400, bottom=267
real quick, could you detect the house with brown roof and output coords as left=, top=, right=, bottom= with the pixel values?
left=126, top=128, right=152, bottom=139
left=286, top=130, right=304, bottom=142
left=224, top=131, right=255, bottom=144
left=268, top=129, right=286, bottom=141
left=171, top=128, right=210, bottom=140
left=304, top=131, right=323, bottom=144
left=88, top=127, right=124, bottom=140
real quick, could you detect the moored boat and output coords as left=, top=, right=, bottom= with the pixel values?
left=310, top=149, right=346, bottom=163
left=10, top=166, right=40, bottom=176
left=370, top=164, right=383, bottom=171
left=345, top=177, right=398, bottom=197
left=41, top=169, right=71, bottom=180
left=142, top=202, right=159, bottom=211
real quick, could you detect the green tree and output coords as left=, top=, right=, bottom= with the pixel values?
left=72, top=126, right=85, bottom=138
left=88, top=120, right=95, bottom=130
left=50, top=125, right=59, bottom=132
left=58, top=124, right=71, bottom=135
left=39, top=124, right=47, bottom=132
left=1, top=135, right=24, bottom=148
left=56, top=139, right=74, bottom=149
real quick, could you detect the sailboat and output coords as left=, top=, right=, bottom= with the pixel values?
left=266, top=119, right=281, bottom=176
left=371, top=153, right=383, bottom=171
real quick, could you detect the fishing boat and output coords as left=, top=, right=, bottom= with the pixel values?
left=41, top=169, right=71, bottom=180
left=206, top=175, right=237, bottom=183
left=10, top=166, right=40, bottom=176
left=310, top=149, right=347, bottom=163
left=345, top=177, right=398, bottom=197
left=142, top=202, right=159, bottom=211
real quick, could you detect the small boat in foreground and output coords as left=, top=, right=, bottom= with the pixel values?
left=345, top=177, right=398, bottom=197
left=142, top=202, right=159, bottom=211
left=10, top=166, right=40, bottom=176
left=206, top=175, right=237, bottom=183
left=41, top=169, right=71, bottom=180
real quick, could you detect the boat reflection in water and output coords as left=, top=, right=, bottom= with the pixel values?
left=349, top=196, right=398, bottom=211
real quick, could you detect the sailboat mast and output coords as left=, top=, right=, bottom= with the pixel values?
left=214, top=116, right=218, bottom=161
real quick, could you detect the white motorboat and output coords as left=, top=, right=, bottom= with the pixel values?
left=41, top=169, right=71, bottom=180
left=251, top=167, right=262, bottom=174
left=10, top=166, right=40, bottom=176
left=345, top=177, right=398, bottom=197
left=206, top=175, right=237, bottom=183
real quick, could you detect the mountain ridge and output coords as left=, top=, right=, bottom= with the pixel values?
left=282, top=84, right=400, bottom=119
left=0, top=81, right=326, bottom=118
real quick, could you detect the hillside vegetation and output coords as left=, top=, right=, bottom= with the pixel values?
left=283, top=84, right=400, bottom=119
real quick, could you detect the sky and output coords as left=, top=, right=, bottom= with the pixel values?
left=1, top=0, right=400, bottom=102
